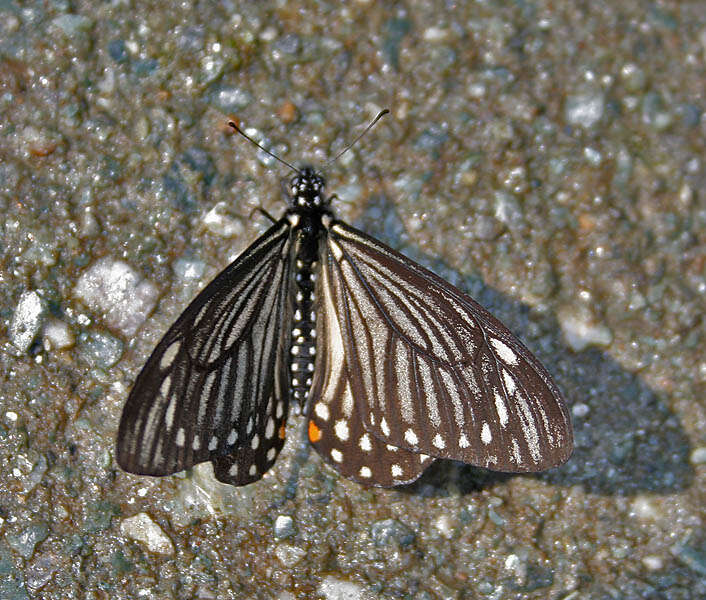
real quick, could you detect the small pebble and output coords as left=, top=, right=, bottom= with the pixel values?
left=9, top=291, right=45, bottom=353
left=120, top=513, right=174, bottom=555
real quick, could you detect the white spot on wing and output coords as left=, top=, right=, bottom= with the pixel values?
left=193, top=303, right=209, bottom=328
left=440, top=369, right=465, bottom=427
left=201, top=371, right=217, bottom=417
left=213, top=356, right=232, bottom=424
left=159, top=376, right=171, bottom=398
left=395, top=346, right=413, bottom=422
left=330, top=239, right=344, bottom=261
left=331, top=448, right=343, bottom=463
left=359, top=434, right=372, bottom=452
left=318, top=264, right=347, bottom=412
left=494, top=390, right=509, bottom=427
left=359, top=466, right=372, bottom=478
left=164, top=395, right=176, bottom=429
left=160, top=341, right=180, bottom=369
left=315, top=403, right=330, bottom=421
left=334, top=419, right=350, bottom=441
left=227, top=428, right=237, bottom=446
left=341, top=383, right=354, bottom=417
left=515, top=391, right=541, bottom=463
left=404, top=428, right=418, bottom=445
left=433, top=433, right=445, bottom=449
left=265, top=417, right=275, bottom=439
left=502, top=369, right=516, bottom=395
left=511, top=437, right=522, bottom=465
left=490, top=338, right=519, bottom=366
left=417, top=358, right=440, bottom=427
left=380, top=417, right=390, bottom=437
left=175, top=427, right=185, bottom=447
left=391, top=464, right=403, bottom=478
left=481, top=422, right=492, bottom=445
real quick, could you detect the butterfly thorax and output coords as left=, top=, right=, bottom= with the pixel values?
left=288, top=166, right=328, bottom=212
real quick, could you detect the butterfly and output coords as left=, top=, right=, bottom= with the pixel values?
left=116, top=111, right=573, bottom=487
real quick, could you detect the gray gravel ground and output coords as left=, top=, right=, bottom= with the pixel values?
left=1, top=1, right=705, bottom=599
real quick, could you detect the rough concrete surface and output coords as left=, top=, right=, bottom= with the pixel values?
left=0, top=1, right=704, bottom=598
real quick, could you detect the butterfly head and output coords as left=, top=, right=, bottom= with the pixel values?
left=290, top=166, right=328, bottom=211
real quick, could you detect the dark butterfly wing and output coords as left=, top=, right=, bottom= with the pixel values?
left=306, top=260, right=434, bottom=486
left=316, top=220, right=572, bottom=483
left=116, top=218, right=294, bottom=485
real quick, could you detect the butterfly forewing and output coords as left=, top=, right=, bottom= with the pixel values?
left=321, top=220, right=572, bottom=473
left=116, top=219, right=293, bottom=483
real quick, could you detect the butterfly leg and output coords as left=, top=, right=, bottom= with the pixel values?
left=249, top=206, right=278, bottom=224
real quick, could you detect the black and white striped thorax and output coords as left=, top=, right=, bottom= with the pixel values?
left=290, top=166, right=326, bottom=209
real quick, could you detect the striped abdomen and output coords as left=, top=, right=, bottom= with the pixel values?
left=289, top=252, right=317, bottom=408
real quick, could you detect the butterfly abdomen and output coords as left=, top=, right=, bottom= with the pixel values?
left=289, top=242, right=318, bottom=407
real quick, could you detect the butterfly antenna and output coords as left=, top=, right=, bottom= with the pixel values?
left=325, top=109, right=390, bottom=167
left=228, top=120, right=302, bottom=175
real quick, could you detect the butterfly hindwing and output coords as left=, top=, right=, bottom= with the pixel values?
left=320, top=220, right=572, bottom=474
left=116, top=219, right=293, bottom=484
left=307, top=377, right=434, bottom=487
left=306, top=253, right=434, bottom=486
